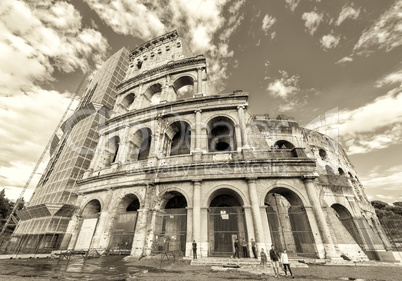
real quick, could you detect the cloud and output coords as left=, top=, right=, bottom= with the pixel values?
left=84, top=0, right=245, bottom=92
left=361, top=165, right=402, bottom=203
left=353, top=0, right=402, bottom=55
left=335, top=4, right=361, bottom=26
left=0, top=88, right=77, bottom=200
left=267, top=70, right=300, bottom=99
left=376, top=70, right=402, bottom=88
left=0, top=0, right=109, bottom=96
left=285, top=0, right=300, bottom=12
left=261, top=14, right=276, bottom=35
left=336, top=56, right=353, bottom=64
left=302, top=10, right=324, bottom=35
left=320, top=33, right=340, bottom=50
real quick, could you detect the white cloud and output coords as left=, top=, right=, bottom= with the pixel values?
left=267, top=70, right=300, bottom=99
left=336, top=56, right=353, bottom=64
left=285, top=0, right=300, bottom=12
left=0, top=0, right=109, bottom=96
left=320, top=33, right=340, bottom=50
left=353, top=0, right=402, bottom=55
left=361, top=165, right=402, bottom=203
left=336, top=4, right=361, bottom=26
left=84, top=0, right=245, bottom=92
left=262, top=14, right=276, bottom=35
left=302, top=10, right=324, bottom=35
left=376, top=70, right=402, bottom=88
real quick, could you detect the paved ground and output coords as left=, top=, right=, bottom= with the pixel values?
left=0, top=255, right=401, bottom=281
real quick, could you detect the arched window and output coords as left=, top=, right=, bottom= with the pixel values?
left=338, top=168, right=345, bottom=175
left=143, top=84, right=162, bottom=107
left=173, top=76, right=194, bottom=99
left=207, top=116, right=236, bottom=152
left=121, top=93, right=135, bottom=109
left=164, top=121, right=191, bottom=156
left=319, top=149, right=327, bottom=160
left=129, top=128, right=152, bottom=161
left=274, top=140, right=295, bottom=149
left=325, top=165, right=334, bottom=174
left=104, top=136, right=120, bottom=166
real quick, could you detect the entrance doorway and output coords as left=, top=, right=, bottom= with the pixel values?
left=75, top=199, right=101, bottom=250
left=109, top=195, right=139, bottom=254
left=208, top=191, right=246, bottom=256
left=265, top=189, right=317, bottom=257
left=153, top=192, right=187, bottom=254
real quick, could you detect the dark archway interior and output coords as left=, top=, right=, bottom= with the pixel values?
left=210, top=194, right=241, bottom=207
left=274, top=140, right=295, bottom=149
left=207, top=117, right=236, bottom=152
left=164, top=192, right=187, bottom=209
left=82, top=200, right=101, bottom=216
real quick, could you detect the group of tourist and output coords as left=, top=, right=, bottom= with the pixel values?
left=192, top=239, right=294, bottom=278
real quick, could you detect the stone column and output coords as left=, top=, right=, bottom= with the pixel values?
left=303, top=176, right=338, bottom=259
left=197, top=67, right=203, bottom=94
left=247, top=178, right=265, bottom=250
left=237, top=105, right=249, bottom=149
left=116, top=126, right=129, bottom=164
left=194, top=110, right=202, bottom=151
left=192, top=180, right=202, bottom=243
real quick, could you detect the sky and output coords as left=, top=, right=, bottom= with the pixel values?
left=0, top=0, right=401, bottom=205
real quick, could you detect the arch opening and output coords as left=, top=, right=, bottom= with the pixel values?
left=173, top=76, right=194, bottom=99
left=103, top=136, right=120, bottom=167
left=274, top=140, right=295, bottom=149
left=143, top=83, right=162, bottom=106
left=129, top=128, right=152, bottom=161
left=121, top=93, right=135, bottom=109
left=207, top=117, right=237, bottom=152
left=163, top=121, right=191, bottom=156
left=75, top=199, right=101, bottom=251
left=109, top=194, right=140, bottom=253
left=265, top=188, right=317, bottom=257
left=208, top=189, right=246, bottom=257
left=330, top=204, right=364, bottom=249
left=153, top=191, right=187, bottom=254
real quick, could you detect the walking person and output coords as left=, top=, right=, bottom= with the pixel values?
left=280, top=249, right=294, bottom=278
left=233, top=238, right=240, bottom=258
left=260, top=248, right=267, bottom=267
left=251, top=238, right=257, bottom=258
left=241, top=238, right=248, bottom=258
left=269, top=245, right=280, bottom=278
left=192, top=240, right=197, bottom=259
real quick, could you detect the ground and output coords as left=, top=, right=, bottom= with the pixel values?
left=0, top=256, right=401, bottom=281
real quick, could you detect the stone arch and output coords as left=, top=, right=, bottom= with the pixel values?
left=121, top=92, right=135, bottom=109
left=103, top=135, right=120, bottom=166
left=153, top=189, right=188, bottom=254
left=325, top=165, right=335, bottom=174
left=108, top=193, right=140, bottom=253
left=330, top=203, right=364, bottom=249
left=203, top=184, right=249, bottom=208
left=338, top=168, right=345, bottom=175
left=264, top=186, right=317, bottom=256
left=81, top=199, right=101, bottom=217
left=143, top=83, right=162, bottom=106
left=207, top=187, right=248, bottom=256
left=109, top=190, right=144, bottom=211
left=206, top=116, right=237, bottom=152
left=274, top=140, right=295, bottom=149
left=173, top=75, right=195, bottom=99
left=128, top=127, right=152, bottom=161
left=163, top=120, right=191, bottom=156
left=158, top=187, right=191, bottom=209
left=261, top=183, right=309, bottom=207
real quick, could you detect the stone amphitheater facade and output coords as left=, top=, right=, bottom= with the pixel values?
left=9, top=30, right=393, bottom=261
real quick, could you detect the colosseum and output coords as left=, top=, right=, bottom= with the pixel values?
left=7, top=30, right=393, bottom=261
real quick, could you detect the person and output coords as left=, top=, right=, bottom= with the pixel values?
left=280, top=249, right=294, bottom=278
left=233, top=238, right=240, bottom=258
left=269, top=245, right=280, bottom=278
left=251, top=238, right=257, bottom=258
left=260, top=248, right=267, bottom=267
left=192, top=240, right=197, bottom=259
left=241, top=238, right=248, bottom=258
